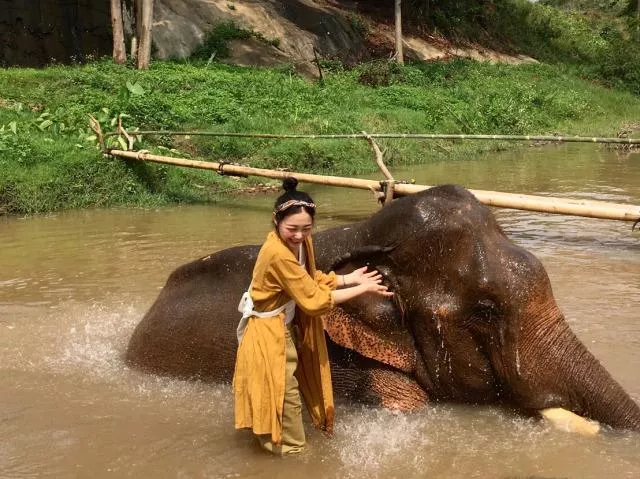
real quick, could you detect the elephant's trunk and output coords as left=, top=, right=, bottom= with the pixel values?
left=515, top=306, right=640, bottom=432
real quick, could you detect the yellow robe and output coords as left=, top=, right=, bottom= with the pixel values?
left=233, top=231, right=337, bottom=444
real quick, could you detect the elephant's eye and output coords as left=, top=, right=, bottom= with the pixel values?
left=470, top=299, right=500, bottom=322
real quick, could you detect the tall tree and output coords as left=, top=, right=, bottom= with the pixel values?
left=111, top=0, right=126, bottom=64
left=395, top=0, right=404, bottom=64
left=137, top=0, right=154, bottom=69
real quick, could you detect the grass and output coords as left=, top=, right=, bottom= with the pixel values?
left=1, top=21, right=640, bottom=215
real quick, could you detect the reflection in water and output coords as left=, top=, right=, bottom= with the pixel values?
left=1, top=144, right=639, bottom=478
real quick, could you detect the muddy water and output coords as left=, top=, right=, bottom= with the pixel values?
left=1, top=144, right=639, bottom=478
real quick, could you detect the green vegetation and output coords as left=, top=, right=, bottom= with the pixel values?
left=406, top=0, right=640, bottom=94
left=190, top=21, right=280, bottom=61
left=1, top=1, right=640, bottom=216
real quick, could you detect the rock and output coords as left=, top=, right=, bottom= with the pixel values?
left=152, top=0, right=369, bottom=69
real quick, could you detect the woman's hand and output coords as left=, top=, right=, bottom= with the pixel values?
left=342, top=266, right=384, bottom=287
left=362, top=280, right=394, bottom=297
left=337, top=266, right=393, bottom=298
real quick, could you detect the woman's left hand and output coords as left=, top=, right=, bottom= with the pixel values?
left=342, top=266, right=383, bottom=287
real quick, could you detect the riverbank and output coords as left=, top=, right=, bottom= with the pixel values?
left=1, top=58, right=640, bottom=216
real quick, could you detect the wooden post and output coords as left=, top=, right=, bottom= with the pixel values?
left=110, top=0, right=126, bottom=64
left=137, top=0, right=154, bottom=69
left=362, top=130, right=393, bottom=180
left=395, top=0, right=404, bottom=64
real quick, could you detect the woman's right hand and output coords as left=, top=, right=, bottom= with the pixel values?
left=332, top=268, right=393, bottom=304
left=361, top=274, right=394, bottom=297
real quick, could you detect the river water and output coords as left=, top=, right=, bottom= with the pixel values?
left=1, top=144, right=639, bottom=478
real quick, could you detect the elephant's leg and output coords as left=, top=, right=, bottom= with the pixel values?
left=327, top=338, right=428, bottom=411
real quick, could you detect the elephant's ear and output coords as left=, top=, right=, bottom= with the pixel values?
left=323, top=304, right=419, bottom=375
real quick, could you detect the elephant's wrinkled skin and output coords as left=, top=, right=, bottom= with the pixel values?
left=126, top=185, right=640, bottom=431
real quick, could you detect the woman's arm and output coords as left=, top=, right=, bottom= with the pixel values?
left=271, top=255, right=336, bottom=316
left=272, top=256, right=392, bottom=314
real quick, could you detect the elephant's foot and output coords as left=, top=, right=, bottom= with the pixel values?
left=539, top=408, right=600, bottom=436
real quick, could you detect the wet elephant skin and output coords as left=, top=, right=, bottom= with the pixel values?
left=126, top=185, right=640, bottom=432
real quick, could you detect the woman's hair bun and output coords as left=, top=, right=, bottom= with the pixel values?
left=282, top=177, right=298, bottom=192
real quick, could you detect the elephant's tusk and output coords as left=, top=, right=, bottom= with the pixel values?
left=539, top=408, right=600, bottom=436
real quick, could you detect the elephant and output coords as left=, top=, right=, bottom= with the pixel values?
left=126, top=184, right=640, bottom=433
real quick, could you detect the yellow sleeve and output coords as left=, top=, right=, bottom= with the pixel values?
left=270, top=256, right=334, bottom=316
left=314, top=270, right=338, bottom=290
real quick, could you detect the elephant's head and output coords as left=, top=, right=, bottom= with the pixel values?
left=314, top=185, right=640, bottom=432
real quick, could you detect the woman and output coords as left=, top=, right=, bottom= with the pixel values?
left=233, top=177, right=393, bottom=456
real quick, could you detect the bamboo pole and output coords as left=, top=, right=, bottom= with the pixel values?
left=104, top=130, right=640, bottom=145
left=107, top=149, right=640, bottom=223
left=109, top=149, right=381, bottom=189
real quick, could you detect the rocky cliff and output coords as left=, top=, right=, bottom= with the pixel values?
left=1, top=0, right=531, bottom=68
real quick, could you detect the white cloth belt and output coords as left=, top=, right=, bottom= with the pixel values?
left=236, top=246, right=305, bottom=344
left=236, top=286, right=295, bottom=343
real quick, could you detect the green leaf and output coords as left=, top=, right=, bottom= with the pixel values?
left=85, top=135, right=97, bottom=142
left=38, top=119, right=53, bottom=130
left=126, top=81, right=145, bottom=96
left=118, top=85, right=130, bottom=103
left=117, top=136, right=128, bottom=150
left=9, top=121, right=17, bottom=134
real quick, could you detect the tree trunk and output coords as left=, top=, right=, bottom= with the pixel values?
left=137, top=0, right=154, bottom=69
left=129, top=0, right=140, bottom=60
left=395, top=0, right=404, bottom=64
left=111, top=0, right=126, bottom=64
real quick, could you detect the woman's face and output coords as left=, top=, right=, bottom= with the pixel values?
left=277, top=210, right=313, bottom=253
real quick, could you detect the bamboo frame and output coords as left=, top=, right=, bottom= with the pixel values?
left=362, top=130, right=393, bottom=180
left=103, top=130, right=640, bottom=144
left=107, top=149, right=640, bottom=223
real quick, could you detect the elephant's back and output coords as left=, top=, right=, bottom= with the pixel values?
left=126, top=245, right=259, bottom=382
